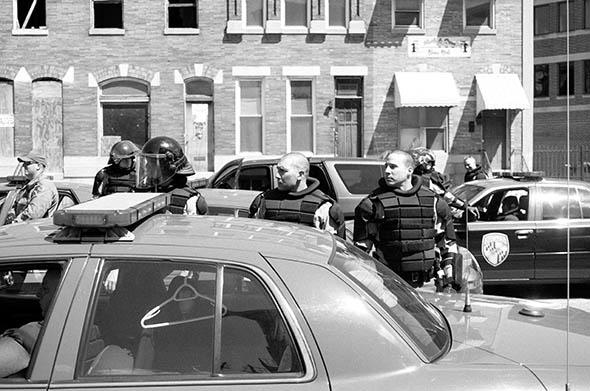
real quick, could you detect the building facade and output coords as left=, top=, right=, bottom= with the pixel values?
left=0, top=0, right=532, bottom=184
left=533, top=0, right=590, bottom=177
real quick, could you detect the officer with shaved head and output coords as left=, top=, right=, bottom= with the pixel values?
left=249, top=152, right=345, bottom=238
left=354, top=150, right=455, bottom=289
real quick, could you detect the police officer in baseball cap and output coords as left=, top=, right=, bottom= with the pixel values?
left=92, top=140, right=140, bottom=197
left=135, top=136, right=207, bottom=215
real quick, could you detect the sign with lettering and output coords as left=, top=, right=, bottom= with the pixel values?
left=408, top=37, right=471, bottom=58
left=0, top=114, right=14, bottom=128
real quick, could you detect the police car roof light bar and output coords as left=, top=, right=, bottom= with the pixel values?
left=53, top=193, right=170, bottom=228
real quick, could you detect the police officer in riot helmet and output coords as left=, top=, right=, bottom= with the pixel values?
left=135, top=136, right=207, bottom=215
left=353, top=150, right=452, bottom=288
left=249, top=152, right=345, bottom=238
left=92, top=140, right=140, bottom=198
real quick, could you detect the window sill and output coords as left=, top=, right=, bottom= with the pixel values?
left=534, top=96, right=550, bottom=101
left=12, top=28, right=48, bottom=36
left=89, top=28, right=125, bottom=36
left=463, top=26, right=496, bottom=35
left=556, top=95, right=574, bottom=100
left=164, top=27, right=200, bottom=35
left=392, top=26, right=425, bottom=35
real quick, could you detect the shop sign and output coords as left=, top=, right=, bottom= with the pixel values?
left=0, top=114, right=14, bottom=128
left=408, top=37, right=471, bottom=58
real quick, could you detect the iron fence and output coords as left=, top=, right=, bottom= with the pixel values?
left=534, top=144, right=590, bottom=181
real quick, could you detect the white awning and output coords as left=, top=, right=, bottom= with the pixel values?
left=394, top=72, right=460, bottom=108
left=475, top=74, right=530, bottom=115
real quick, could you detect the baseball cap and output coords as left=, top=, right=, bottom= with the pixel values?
left=17, top=151, right=47, bottom=167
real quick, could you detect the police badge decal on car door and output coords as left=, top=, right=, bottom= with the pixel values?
left=481, top=232, right=510, bottom=267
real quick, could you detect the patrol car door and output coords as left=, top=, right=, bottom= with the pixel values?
left=534, top=185, right=590, bottom=282
left=0, top=189, right=18, bottom=225
left=464, top=187, right=535, bottom=282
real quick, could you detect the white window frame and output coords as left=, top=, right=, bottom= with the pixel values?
left=164, top=0, right=199, bottom=35
left=286, top=78, right=315, bottom=153
left=235, top=78, right=265, bottom=155
left=463, top=0, right=496, bottom=34
left=89, top=0, right=125, bottom=36
left=398, top=107, right=449, bottom=152
left=239, top=0, right=266, bottom=34
left=12, top=0, right=48, bottom=35
left=392, top=0, right=425, bottom=34
left=281, top=0, right=311, bottom=33
left=325, top=0, right=348, bottom=34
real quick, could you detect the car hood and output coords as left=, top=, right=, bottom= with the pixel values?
left=422, top=292, right=590, bottom=386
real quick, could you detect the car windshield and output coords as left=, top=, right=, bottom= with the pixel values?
left=330, top=240, right=451, bottom=362
left=334, top=163, right=383, bottom=194
left=452, top=183, right=485, bottom=203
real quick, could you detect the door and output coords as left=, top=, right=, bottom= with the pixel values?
left=458, top=187, right=535, bottom=282
left=185, top=103, right=210, bottom=172
left=0, top=80, right=14, bottom=157
left=481, top=110, right=506, bottom=170
left=335, top=99, right=361, bottom=157
left=32, top=80, right=63, bottom=175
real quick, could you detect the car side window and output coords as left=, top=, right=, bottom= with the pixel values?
left=579, top=188, right=590, bottom=219
left=57, top=194, right=76, bottom=210
left=0, top=263, right=64, bottom=380
left=309, top=165, right=335, bottom=198
left=539, top=187, right=582, bottom=220
left=79, top=260, right=303, bottom=378
left=237, top=166, right=272, bottom=191
left=474, top=188, right=528, bottom=221
left=213, top=168, right=237, bottom=189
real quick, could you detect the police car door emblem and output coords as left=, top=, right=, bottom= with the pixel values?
left=481, top=232, right=510, bottom=267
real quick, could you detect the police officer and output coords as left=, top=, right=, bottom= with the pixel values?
left=92, top=140, right=140, bottom=197
left=135, top=136, right=207, bottom=215
left=6, top=152, right=58, bottom=224
left=353, top=150, right=451, bottom=288
left=249, top=152, right=345, bottom=238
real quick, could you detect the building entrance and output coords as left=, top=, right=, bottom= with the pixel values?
left=482, top=110, right=507, bottom=170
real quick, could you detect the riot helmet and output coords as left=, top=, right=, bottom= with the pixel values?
left=136, top=136, right=194, bottom=191
left=410, top=147, right=436, bottom=175
left=108, top=140, right=140, bottom=165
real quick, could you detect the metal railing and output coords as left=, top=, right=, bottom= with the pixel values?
left=533, top=144, right=590, bottom=181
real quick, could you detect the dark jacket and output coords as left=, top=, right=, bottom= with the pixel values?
left=464, top=165, right=487, bottom=182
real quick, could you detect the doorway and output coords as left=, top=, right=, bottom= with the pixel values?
left=32, top=80, right=63, bottom=175
left=184, top=78, right=214, bottom=172
left=334, top=77, right=363, bottom=157
left=482, top=110, right=507, bottom=170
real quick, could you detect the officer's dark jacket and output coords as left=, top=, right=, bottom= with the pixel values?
left=163, top=175, right=208, bottom=215
left=249, top=177, right=346, bottom=239
left=464, top=165, right=487, bottom=182
left=353, top=175, right=437, bottom=272
left=92, top=165, right=136, bottom=196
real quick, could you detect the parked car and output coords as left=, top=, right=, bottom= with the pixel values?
left=1, top=193, right=587, bottom=389
left=451, top=174, right=590, bottom=288
left=203, top=156, right=384, bottom=219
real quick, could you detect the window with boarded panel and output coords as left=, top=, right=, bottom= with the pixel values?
left=0, top=80, right=14, bottom=157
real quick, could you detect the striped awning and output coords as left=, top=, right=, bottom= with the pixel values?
left=394, top=72, right=460, bottom=108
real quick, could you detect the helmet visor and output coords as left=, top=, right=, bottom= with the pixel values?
left=135, top=153, right=177, bottom=190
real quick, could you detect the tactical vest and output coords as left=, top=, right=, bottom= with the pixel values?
left=260, top=191, right=330, bottom=227
left=168, top=187, right=200, bottom=215
left=101, top=168, right=136, bottom=196
left=372, top=187, right=436, bottom=273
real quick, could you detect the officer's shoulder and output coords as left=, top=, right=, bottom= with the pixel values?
left=36, top=178, right=57, bottom=191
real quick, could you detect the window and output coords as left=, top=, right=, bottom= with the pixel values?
left=0, top=262, right=64, bottom=379
left=398, top=107, right=448, bottom=151
left=99, top=79, right=150, bottom=149
left=585, top=60, right=590, bottom=94
left=534, top=64, right=549, bottom=98
left=464, top=0, right=494, bottom=29
left=245, top=0, right=264, bottom=27
left=0, top=79, right=15, bottom=157
left=14, top=0, right=46, bottom=31
left=333, top=163, right=384, bottom=195
left=284, top=0, right=308, bottom=27
left=79, top=260, right=303, bottom=377
left=539, top=187, right=582, bottom=220
left=92, top=0, right=123, bottom=30
left=238, top=166, right=272, bottom=191
left=534, top=4, right=551, bottom=35
left=238, top=80, right=263, bottom=153
left=586, top=0, right=590, bottom=28
left=288, top=80, right=314, bottom=152
left=558, top=62, right=575, bottom=96
left=393, top=0, right=423, bottom=28
left=558, top=1, right=574, bottom=32
left=473, top=188, right=528, bottom=221
left=167, top=0, right=198, bottom=29
left=328, top=0, right=346, bottom=27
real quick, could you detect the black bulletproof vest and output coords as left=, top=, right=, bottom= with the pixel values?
left=168, top=187, right=200, bottom=215
left=101, top=167, right=136, bottom=196
left=371, top=185, right=436, bottom=272
left=260, top=190, right=330, bottom=227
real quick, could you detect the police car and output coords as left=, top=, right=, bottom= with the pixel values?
left=452, top=173, right=590, bottom=288
left=0, top=193, right=589, bottom=390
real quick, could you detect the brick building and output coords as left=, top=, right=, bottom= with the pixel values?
left=0, top=0, right=532, bottom=184
left=533, top=0, right=590, bottom=176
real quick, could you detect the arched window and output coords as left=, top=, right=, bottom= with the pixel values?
left=0, top=78, right=14, bottom=157
left=184, top=77, right=213, bottom=171
left=99, top=79, right=150, bottom=151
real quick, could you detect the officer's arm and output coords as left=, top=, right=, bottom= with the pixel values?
left=196, top=193, right=208, bottom=215
left=328, top=202, right=346, bottom=239
left=0, top=335, right=30, bottom=377
left=92, top=170, right=105, bottom=197
left=353, top=198, right=376, bottom=251
left=14, top=185, right=57, bottom=222
left=248, top=194, right=263, bottom=218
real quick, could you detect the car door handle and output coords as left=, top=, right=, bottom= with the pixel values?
left=515, top=229, right=533, bottom=239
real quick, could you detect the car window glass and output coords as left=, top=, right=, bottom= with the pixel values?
left=333, top=164, right=383, bottom=195
left=0, top=263, right=64, bottom=380
left=539, top=186, right=581, bottom=220
left=79, top=260, right=303, bottom=378
left=452, top=183, right=485, bottom=203
left=309, top=164, right=335, bottom=198
left=213, top=168, right=237, bottom=189
left=330, top=241, right=450, bottom=362
left=237, top=166, right=271, bottom=191
left=475, top=188, right=528, bottom=221
left=57, top=194, right=75, bottom=210
left=577, top=187, right=590, bottom=219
